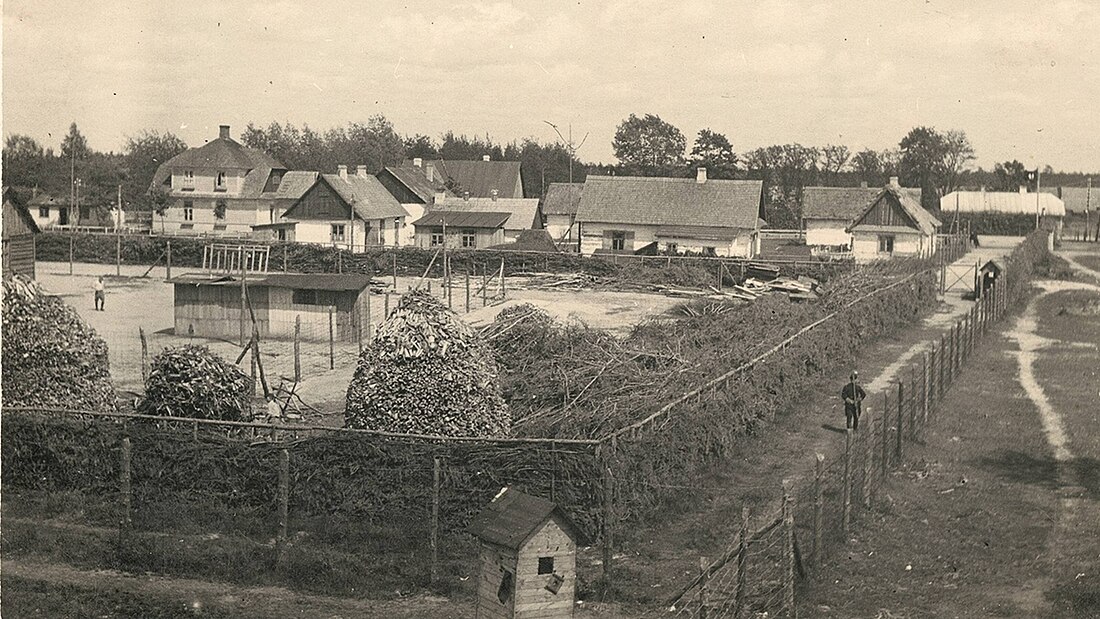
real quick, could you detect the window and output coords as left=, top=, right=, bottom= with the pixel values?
left=611, top=231, right=626, bottom=252
left=430, top=231, right=444, bottom=247
left=182, top=170, right=195, bottom=190
left=183, top=201, right=194, bottom=221
left=878, top=235, right=895, bottom=253
left=277, top=229, right=287, bottom=241
left=271, top=173, right=282, bottom=187
left=331, top=224, right=346, bottom=243
left=214, top=200, right=227, bottom=220
left=537, top=556, right=555, bottom=575
left=213, top=223, right=228, bottom=231
left=38, top=207, right=49, bottom=218
left=180, top=223, right=194, bottom=230
left=461, top=230, right=477, bottom=248
left=215, top=171, right=227, bottom=191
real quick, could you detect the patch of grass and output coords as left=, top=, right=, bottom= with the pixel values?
left=1, top=575, right=235, bottom=619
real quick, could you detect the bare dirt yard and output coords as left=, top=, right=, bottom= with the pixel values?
left=34, top=261, right=682, bottom=416
left=797, top=251, right=1100, bottom=618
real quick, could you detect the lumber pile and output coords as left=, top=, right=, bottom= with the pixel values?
left=344, top=290, right=510, bottom=438
left=1, top=275, right=116, bottom=410
left=140, top=345, right=252, bottom=421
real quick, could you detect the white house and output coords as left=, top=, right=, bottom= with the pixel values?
left=849, top=180, right=941, bottom=262
left=802, top=183, right=921, bottom=250
left=427, top=194, right=542, bottom=244
left=575, top=169, right=763, bottom=257
left=277, top=166, right=409, bottom=251
left=542, top=182, right=583, bottom=249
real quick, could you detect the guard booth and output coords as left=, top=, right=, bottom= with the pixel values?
left=469, top=488, right=586, bottom=619
left=977, top=259, right=1004, bottom=297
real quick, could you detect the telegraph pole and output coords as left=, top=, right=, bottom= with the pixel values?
left=1035, top=167, right=1042, bottom=230
left=1086, top=177, right=1092, bottom=242
left=543, top=120, right=589, bottom=250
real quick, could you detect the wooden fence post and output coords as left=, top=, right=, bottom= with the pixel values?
left=813, top=454, right=824, bottom=567
left=431, top=456, right=441, bottom=586
left=465, top=271, right=471, bottom=313
left=862, top=410, right=874, bottom=508
left=909, top=368, right=917, bottom=441
left=482, top=264, right=488, bottom=307
left=139, top=327, right=149, bottom=384
left=392, top=252, right=398, bottom=289
left=293, top=315, right=301, bottom=383
left=882, top=392, right=891, bottom=472
left=69, top=234, right=75, bottom=275
left=698, top=556, right=709, bottom=619
left=328, top=309, right=335, bottom=370
left=119, top=436, right=132, bottom=547
left=165, top=240, right=172, bottom=280
left=842, top=429, right=853, bottom=539
left=601, top=457, right=615, bottom=596
left=283, top=244, right=288, bottom=273
left=783, top=479, right=797, bottom=618
left=922, top=351, right=930, bottom=426
left=896, top=382, right=904, bottom=462
left=277, top=448, right=289, bottom=573
left=116, top=233, right=121, bottom=276
left=734, top=507, right=749, bottom=619
left=938, top=334, right=946, bottom=401
left=384, top=292, right=391, bottom=319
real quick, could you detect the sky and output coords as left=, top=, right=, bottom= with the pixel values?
left=3, top=0, right=1099, bottom=171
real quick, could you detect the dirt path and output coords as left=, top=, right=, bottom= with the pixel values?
left=2, top=558, right=461, bottom=619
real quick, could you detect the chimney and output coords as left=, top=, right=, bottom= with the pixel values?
left=490, top=189, right=499, bottom=201
left=219, top=125, right=230, bottom=140
left=425, top=162, right=435, bottom=183
left=860, top=181, right=868, bottom=188
left=1019, top=185, right=1028, bottom=195
left=696, top=167, right=707, bottom=184
left=413, top=157, right=423, bottom=168
left=888, top=176, right=899, bottom=187
left=356, top=165, right=369, bottom=177
left=338, top=165, right=348, bottom=180
left=463, top=191, right=470, bottom=201
left=482, top=155, right=491, bottom=162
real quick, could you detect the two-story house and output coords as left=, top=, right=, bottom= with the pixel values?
left=150, top=125, right=287, bottom=236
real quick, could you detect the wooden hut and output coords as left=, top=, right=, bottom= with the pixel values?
left=469, top=488, right=585, bottom=619
left=171, top=273, right=370, bottom=341
left=2, top=187, right=41, bottom=279
left=977, top=259, right=1004, bottom=297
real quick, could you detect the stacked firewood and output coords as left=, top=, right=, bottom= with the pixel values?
left=344, top=290, right=510, bottom=438
left=140, top=345, right=252, bottom=421
left=1, top=275, right=116, bottom=410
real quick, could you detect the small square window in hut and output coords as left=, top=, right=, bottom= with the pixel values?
left=538, top=556, right=555, bottom=575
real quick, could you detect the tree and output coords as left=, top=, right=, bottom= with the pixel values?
left=2, top=134, right=46, bottom=187
left=123, top=130, right=187, bottom=209
left=899, top=126, right=948, bottom=210
left=612, top=113, right=686, bottom=173
left=60, top=122, right=90, bottom=161
left=689, top=129, right=737, bottom=179
left=404, top=134, right=439, bottom=159
left=821, top=145, right=851, bottom=184
left=938, top=129, right=975, bottom=196
left=993, top=160, right=1030, bottom=191
left=743, top=144, right=820, bottom=227
left=850, top=149, right=883, bottom=185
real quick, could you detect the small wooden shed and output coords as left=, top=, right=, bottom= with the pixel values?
left=977, top=259, right=1004, bottom=296
left=2, top=187, right=41, bottom=279
left=469, top=488, right=586, bottom=619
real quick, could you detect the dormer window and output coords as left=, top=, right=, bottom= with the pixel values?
left=182, top=170, right=195, bottom=191
left=272, top=173, right=282, bottom=187
left=215, top=171, right=227, bottom=191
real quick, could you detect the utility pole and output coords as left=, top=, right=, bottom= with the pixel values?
left=70, top=149, right=75, bottom=226
left=543, top=120, right=589, bottom=251
left=1086, top=177, right=1092, bottom=242
left=1035, top=167, right=1042, bottom=230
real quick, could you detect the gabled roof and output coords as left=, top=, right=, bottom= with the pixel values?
left=468, top=488, right=586, bottom=550
left=150, top=135, right=285, bottom=195
left=2, top=186, right=41, bottom=236
left=27, top=192, right=67, bottom=207
left=274, top=171, right=320, bottom=200
left=431, top=196, right=542, bottom=232
left=287, top=174, right=408, bottom=221
left=380, top=166, right=452, bottom=203
left=803, top=186, right=922, bottom=221
left=411, top=210, right=510, bottom=229
left=542, top=182, right=584, bottom=216
left=851, top=185, right=941, bottom=235
left=939, top=190, right=1066, bottom=217
left=407, top=159, right=524, bottom=199
left=576, top=175, right=763, bottom=230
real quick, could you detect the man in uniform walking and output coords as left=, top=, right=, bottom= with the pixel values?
left=841, top=370, right=866, bottom=431
left=93, top=276, right=106, bottom=311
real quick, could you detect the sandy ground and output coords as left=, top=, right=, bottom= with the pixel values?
left=34, top=261, right=682, bottom=415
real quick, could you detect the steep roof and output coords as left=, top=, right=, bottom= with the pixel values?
left=150, top=135, right=285, bottom=194
left=406, top=159, right=524, bottom=199
left=274, top=171, right=319, bottom=200
left=468, top=488, right=585, bottom=550
left=851, top=185, right=942, bottom=235
left=411, top=210, right=510, bottom=229
left=318, top=174, right=408, bottom=221
left=803, top=186, right=922, bottom=221
left=27, top=193, right=67, bottom=207
left=3, top=186, right=41, bottom=237
left=431, top=196, right=542, bottom=232
left=380, top=166, right=453, bottom=203
left=542, top=182, right=584, bottom=216
left=939, top=190, right=1066, bottom=217
left=576, top=175, right=763, bottom=230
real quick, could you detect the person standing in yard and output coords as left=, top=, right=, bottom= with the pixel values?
left=93, top=276, right=106, bottom=311
left=841, top=371, right=866, bottom=430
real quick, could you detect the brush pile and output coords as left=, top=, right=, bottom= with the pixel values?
left=1, top=275, right=116, bottom=410
left=140, top=345, right=252, bottom=421
left=345, top=290, right=510, bottom=438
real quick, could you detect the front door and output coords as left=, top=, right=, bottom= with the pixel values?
left=59, top=207, right=69, bottom=225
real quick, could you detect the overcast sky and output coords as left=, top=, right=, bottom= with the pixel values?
left=4, top=1, right=1098, bottom=171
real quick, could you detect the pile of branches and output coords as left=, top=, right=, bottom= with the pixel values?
left=345, top=290, right=510, bottom=438
left=1, top=275, right=116, bottom=410
left=140, top=345, right=252, bottom=421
